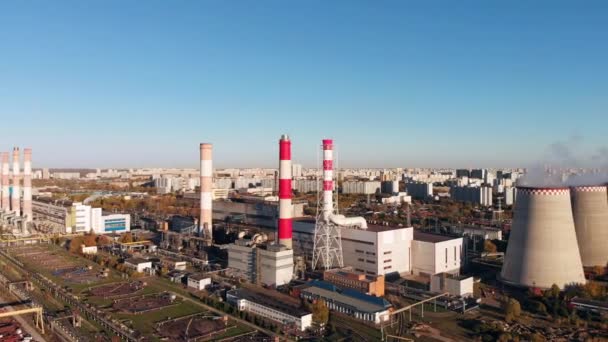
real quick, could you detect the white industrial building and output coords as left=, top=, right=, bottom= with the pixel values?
left=227, top=288, right=312, bottom=331
left=227, top=240, right=294, bottom=286
left=187, top=273, right=212, bottom=290
left=430, top=273, right=474, bottom=297
left=411, top=231, right=463, bottom=277
left=124, top=258, right=152, bottom=273
left=293, top=219, right=463, bottom=278
left=33, top=198, right=131, bottom=234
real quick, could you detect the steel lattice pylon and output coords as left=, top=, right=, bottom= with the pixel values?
left=312, top=139, right=343, bottom=270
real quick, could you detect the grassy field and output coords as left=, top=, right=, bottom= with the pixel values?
left=115, top=300, right=204, bottom=334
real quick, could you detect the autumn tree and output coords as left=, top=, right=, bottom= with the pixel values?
left=483, top=240, right=497, bottom=254
left=120, top=232, right=133, bottom=243
left=83, top=233, right=97, bottom=247
left=311, top=299, right=329, bottom=326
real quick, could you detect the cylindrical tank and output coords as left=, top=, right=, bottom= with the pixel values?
left=501, top=186, right=586, bottom=288
left=570, top=186, right=608, bottom=267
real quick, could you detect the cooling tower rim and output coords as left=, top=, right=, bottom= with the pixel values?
left=516, top=186, right=570, bottom=195
left=569, top=185, right=607, bottom=192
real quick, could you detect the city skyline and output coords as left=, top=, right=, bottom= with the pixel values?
left=1, top=1, right=607, bottom=168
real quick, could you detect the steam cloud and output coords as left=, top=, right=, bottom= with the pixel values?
left=517, top=136, right=608, bottom=187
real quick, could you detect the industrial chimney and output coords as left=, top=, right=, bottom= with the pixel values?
left=501, top=187, right=586, bottom=288
left=23, top=148, right=32, bottom=222
left=11, top=147, right=21, bottom=216
left=322, top=139, right=334, bottom=221
left=0, top=152, right=8, bottom=211
left=278, top=134, right=293, bottom=249
left=200, top=143, right=213, bottom=242
left=570, top=185, right=608, bottom=267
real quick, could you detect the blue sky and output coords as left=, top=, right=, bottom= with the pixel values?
left=1, top=1, right=607, bottom=169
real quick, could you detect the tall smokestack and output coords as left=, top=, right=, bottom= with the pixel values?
left=0, top=153, right=7, bottom=210
left=278, top=134, right=293, bottom=249
left=322, top=139, right=334, bottom=221
left=23, top=148, right=32, bottom=222
left=11, top=148, right=21, bottom=216
left=200, top=143, right=213, bottom=241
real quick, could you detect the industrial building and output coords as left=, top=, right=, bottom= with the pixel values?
left=32, top=197, right=131, bottom=234
left=570, top=185, right=608, bottom=267
left=412, top=231, right=463, bottom=277
left=323, top=267, right=385, bottom=296
left=212, top=197, right=306, bottom=229
left=430, top=273, right=474, bottom=297
left=501, top=187, right=586, bottom=288
left=0, top=147, right=34, bottom=228
left=227, top=236, right=294, bottom=286
left=227, top=288, right=312, bottom=332
left=293, top=219, right=464, bottom=278
left=298, top=280, right=392, bottom=324
left=226, top=135, right=296, bottom=287
left=294, top=219, right=413, bottom=276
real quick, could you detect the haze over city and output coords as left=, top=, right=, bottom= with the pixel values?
left=2, top=1, right=608, bottom=168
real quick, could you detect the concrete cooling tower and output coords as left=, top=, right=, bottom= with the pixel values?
left=570, top=186, right=608, bottom=267
left=501, top=187, right=586, bottom=288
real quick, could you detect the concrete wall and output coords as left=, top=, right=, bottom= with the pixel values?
left=430, top=274, right=474, bottom=297
left=501, top=188, right=586, bottom=288
left=571, top=186, right=608, bottom=267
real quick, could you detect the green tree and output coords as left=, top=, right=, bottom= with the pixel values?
left=550, top=284, right=561, bottom=298
left=311, top=299, right=329, bottom=326
left=503, top=298, right=521, bottom=323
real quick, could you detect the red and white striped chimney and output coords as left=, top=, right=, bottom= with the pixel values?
left=23, top=148, right=32, bottom=222
left=278, top=134, right=293, bottom=249
left=11, top=147, right=21, bottom=216
left=322, top=139, right=334, bottom=221
left=200, top=143, right=213, bottom=241
left=0, top=153, right=8, bottom=210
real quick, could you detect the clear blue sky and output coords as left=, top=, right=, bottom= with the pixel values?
left=1, top=1, right=607, bottom=169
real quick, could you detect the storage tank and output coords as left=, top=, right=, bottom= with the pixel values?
left=570, top=185, right=608, bottom=267
left=501, top=186, right=586, bottom=288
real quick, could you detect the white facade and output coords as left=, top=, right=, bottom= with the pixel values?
left=342, top=181, right=381, bottom=194
left=81, top=245, right=98, bottom=255
left=188, top=275, right=212, bottom=290
left=227, top=242, right=294, bottom=286
left=293, top=220, right=413, bottom=276
left=227, top=291, right=312, bottom=331
left=430, top=273, right=474, bottom=297
left=73, top=203, right=92, bottom=232
left=125, top=259, right=152, bottom=273
left=91, top=213, right=131, bottom=234
left=412, top=233, right=463, bottom=277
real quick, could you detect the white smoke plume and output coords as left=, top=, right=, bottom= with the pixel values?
left=517, top=136, right=608, bottom=187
